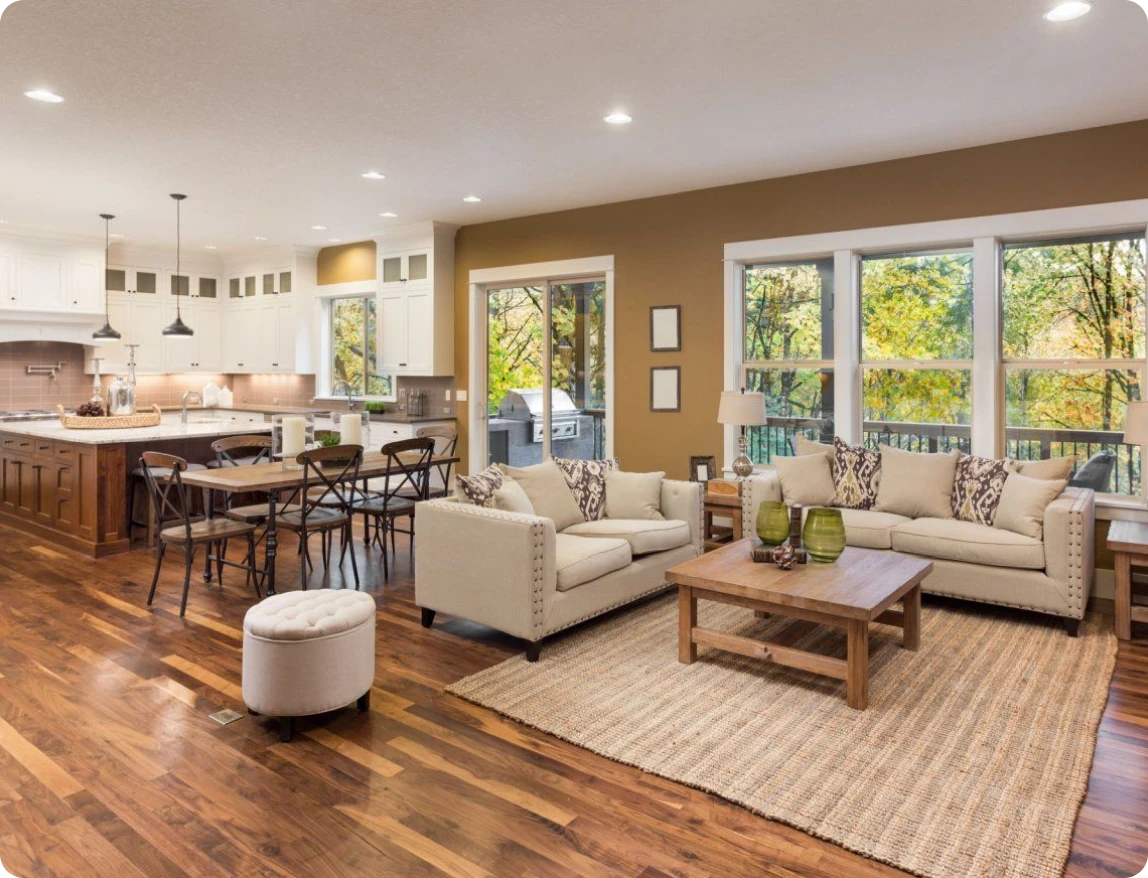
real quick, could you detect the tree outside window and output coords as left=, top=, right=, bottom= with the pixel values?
left=331, top=295, right=393, bottom=398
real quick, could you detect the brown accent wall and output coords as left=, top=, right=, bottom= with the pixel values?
left=317, top=241, right=376, bottom=285
left=450, top=119, right=1148, bottom=482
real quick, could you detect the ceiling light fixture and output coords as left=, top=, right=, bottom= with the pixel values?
left=1044, top=1, right=1092, bottom=20
left=379, top=212, right=397, bottom=218
left=361, top=171, right=386, bottom=180
left=463, top=195, right=482, bottom=203
left=92, top=213, right=121, bottom=341
left=254, top=235, right=268, bottom=241
left=162, top=194, right=194, bottom=339
left=109, top=232, right=123, bottom=238
left=311, top=224, right=327, bottom=230
left=603, top=111, right=632, bottom=125
left=205, top=244, right=217, bottom=250
left=24, top=89, right=64, bottom=103
left=328, top=238, right=342, bottom=243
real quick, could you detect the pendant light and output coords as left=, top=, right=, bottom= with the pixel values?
left=162, top=193, right=194, bottom=338
left=92, top=213, right=122, bottom=340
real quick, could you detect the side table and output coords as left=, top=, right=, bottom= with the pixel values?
left=703, top=481, right=743, bottom=552
left=1106, top=519, right=1148, bottom=640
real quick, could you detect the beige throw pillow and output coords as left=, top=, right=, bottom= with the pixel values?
left=874, top=446, right=959, bottom=519
left=1016, top=457, right=1075, bottom=481
left=774, top=453, right=836, bottom=507
left=605, top=470, right=665, bottom=521
left=493, top=479, right=535, bottom=515
left=794, top=435, right=834, bottom=457
left=993, top=474, right=1067, bottom=539
left=498, top=461, right=585, bottom=531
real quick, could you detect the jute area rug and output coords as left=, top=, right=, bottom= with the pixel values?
left=447, top=595, right=1116, bottom=878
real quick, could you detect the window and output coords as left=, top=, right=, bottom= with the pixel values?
left=741, top=259, right=834, bottom=461
left=1003, top=233, right=1146, bottom=494
left=860, top=249, right=973, bottom=453
left=329, top=295, right=393, bottom=399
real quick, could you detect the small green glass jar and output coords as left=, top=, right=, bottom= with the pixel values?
left=756, top=501, right=790, bottom=547
left=803, top=507, right=846, bottom=563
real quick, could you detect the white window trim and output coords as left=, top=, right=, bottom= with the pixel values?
left=468, top=256, right=615, bottom=474
left=316, top=280, right=397, bottom=403
left=724, top=198, right=1148, bottom=504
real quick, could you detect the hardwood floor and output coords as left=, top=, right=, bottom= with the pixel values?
left=0, top=521, right=1144, bottom=877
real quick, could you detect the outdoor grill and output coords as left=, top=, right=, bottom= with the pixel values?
left=489, top=388, right=596, bottom=466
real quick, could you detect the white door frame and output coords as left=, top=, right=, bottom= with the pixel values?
left=468, top=256, right=615, bottom=474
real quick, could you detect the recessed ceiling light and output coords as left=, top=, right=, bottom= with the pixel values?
left=1044, top=2, right=1091, bottom=21
left=328, top=238, right=342, bottom=243
left=24, top=89, right=64, bottom=103
left=311, top=224, right=327, bottom=230
left=603, top=111, right=632, bottom=125
left=254, top=235, right=268, bottom=241
left=205, top=244, right=218, bottom=250
left=361, top=171, right=386, bottom=180
left=379, top=211, right=398, bottom=218
left=463, top=195, right=482, bottom=203
left=109, top=232, right=124, bottom=238
left=0, top=220, right=7, bottom=224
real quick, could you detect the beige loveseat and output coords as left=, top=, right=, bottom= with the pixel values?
left=415, top=479, right=704, bottom=660
left=742, top=472, right=1095, bottom=634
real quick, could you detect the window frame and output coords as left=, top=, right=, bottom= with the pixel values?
left=724, top=199, right=1148, bottom=506
left=318, top=285, right=396, bottom=403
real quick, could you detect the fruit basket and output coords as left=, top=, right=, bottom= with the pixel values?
left=56, top=404, right=163, bottom=430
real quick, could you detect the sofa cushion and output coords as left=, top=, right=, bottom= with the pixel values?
left=774, top=452, right=836, bottom=507
left=605, top=470, right=665, bottom=521
left=831, top=438, right=881, bottom=509
left=839, top=509, right=912, bottom=550
left=563, top=518, right=692, bottom=555
left=891, top=518, right=1045, bottom=570
left=951, top=453, right=1015, bottom=525
left=993, top=474, right=1067, bottom=540
left=554, top=535, right=633, bottom=592
left=794, top=435, right=833, bottom=456
left=875, top=446, right=959, bottom=519
left=1016, top=456, right=1075, bottom=481
left=499, top=461, right=585, bottom=531
left=492, top=479, right=534, bottom=515
left=456, top=464, right=503, bottom=507
left=553, top=458, right=618, bottom=521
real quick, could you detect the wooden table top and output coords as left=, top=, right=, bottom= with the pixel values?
left=180, top=452, right=459, bottom=494
left=665, top=540, right=932, bottom=621
left=1107, top=519, right=1148, bottom=554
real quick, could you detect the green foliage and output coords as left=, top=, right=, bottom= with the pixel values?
left=332, top=296, right=393, bottom=398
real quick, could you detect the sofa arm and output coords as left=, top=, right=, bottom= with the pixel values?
left=1043, top=487, right=1095, bottom=620
left=414, top=499, right=556, bottom=641
left=661, top=479, right=704, bottom=553
left=741, top=472, right=782, bottom=531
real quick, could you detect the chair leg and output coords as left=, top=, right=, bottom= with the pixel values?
left=300, top=533, right=309, bottom=591
left=179, top=546, right=194, bottom=617
left=381, top=517, right=390, bottom=582
left=363, top=512, right=370, bottom=546
left=279, top=716, right=293, bottom=743
left=421, top=608, right=435, bottom=628
left=247, top=533, right=261, bottom=599
left=322, top=530, right=332, bottom=571
left=391, top=518, right=397, bottom=556
left=346, top=523, right=360, bottom=590
left=146, top=542, right=167, bottom=606
left=357, top=691, right=370, bottom=712
left=215, top=540, right=225, bottom=586
left=409, top=514, right=415, bottom=558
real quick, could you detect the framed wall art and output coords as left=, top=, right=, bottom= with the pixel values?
left=650, top=366, right=681, bottom=412
left=650, top=305, right=681, bottom=352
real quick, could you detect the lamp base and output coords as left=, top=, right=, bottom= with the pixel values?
left=731, top=434, right=755, bottom=479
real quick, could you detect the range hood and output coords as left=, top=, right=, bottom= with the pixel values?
left=0, top=309, right=106, bottom=345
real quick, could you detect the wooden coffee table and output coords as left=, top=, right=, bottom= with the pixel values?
left=665, top=540, right=933, bottom=709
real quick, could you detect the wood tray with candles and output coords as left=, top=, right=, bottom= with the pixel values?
left=57, top=404, right=163, bottom=430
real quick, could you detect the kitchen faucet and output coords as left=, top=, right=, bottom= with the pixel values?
left=181, top=390, right=204, bottom=424
left=331, top=380, right=355, bottom=410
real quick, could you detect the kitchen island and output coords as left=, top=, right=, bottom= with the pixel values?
left=0, top=408, right=455, bottom=558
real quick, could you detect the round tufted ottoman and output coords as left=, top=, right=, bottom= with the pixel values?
left=242, top=589, right=376, bottom=742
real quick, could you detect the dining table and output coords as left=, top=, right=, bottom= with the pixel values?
left=180, top=451, right=460, bottom=596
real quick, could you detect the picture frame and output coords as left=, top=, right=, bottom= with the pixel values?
left=650, top=366, right=681, bottom=412
left=690, top=455, right=717, bottom=483
left=650, top=305, right=681, bottom=352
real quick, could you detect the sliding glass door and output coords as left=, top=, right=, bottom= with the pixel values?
left=483, top=278, right=608, bottom=468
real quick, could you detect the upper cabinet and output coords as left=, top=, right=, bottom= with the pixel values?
left=0, top=238, right=105, bottom=314
left=373, top=222, right=456, bottom=377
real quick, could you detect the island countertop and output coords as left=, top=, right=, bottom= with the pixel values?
left=0, top=415, right=273, bottom=446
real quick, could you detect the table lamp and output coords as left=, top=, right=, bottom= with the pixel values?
left=1123, top=402, right=1148, bottom=447
left=718, top=389, right=767, bottom=478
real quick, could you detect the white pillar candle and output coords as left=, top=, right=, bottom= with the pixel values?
left=340, top=413, right=363, bottom=446
left=282, top=416, right=306, bottom=458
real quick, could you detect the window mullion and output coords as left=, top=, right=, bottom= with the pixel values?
left=832, top=249, right=858, bottom=444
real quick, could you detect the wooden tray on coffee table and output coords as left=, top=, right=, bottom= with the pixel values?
left=665, top=540, right=932, bottom=709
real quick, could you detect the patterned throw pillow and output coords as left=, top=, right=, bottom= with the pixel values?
left=951, top=454, right=1015, bottom=525
left=455, top=465, right=504, bottom=507
left=553, top=458, right=619, bottom=521
left=831, top=438, right=881, bottom=509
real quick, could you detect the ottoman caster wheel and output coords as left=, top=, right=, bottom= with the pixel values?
left=357, top=691, right=371, bottom=712
left=279, top=717, right=293, bottom=743
left=247, top=707, right=260, bottom=716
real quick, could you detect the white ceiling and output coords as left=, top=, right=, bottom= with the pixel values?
left=1, top=0, right=1147, bottom=252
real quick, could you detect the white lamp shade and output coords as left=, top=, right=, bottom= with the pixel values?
left=1123, top=401, right=1148, bottom=445
left=717, top=391, right=767, bottom=427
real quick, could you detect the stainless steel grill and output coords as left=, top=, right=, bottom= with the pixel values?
left=497, top=389, right=582, bottom=444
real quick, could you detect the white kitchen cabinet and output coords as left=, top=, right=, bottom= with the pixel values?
left=379, top=249, right=430, bottom=290
left=376, top=292, right=407, bottom=373
left=70, top=259, right=102, bottom=311
left=131, top=299, right=166, bottom=373
left=0, top=251, right=15, bottom=307
left=273, top=299, right=295, bottom=371
left=162, top=298, right=222, bottom=372
left=17, top=253, right=68, bottom=310
left=224, top=301, right=259, bottom=372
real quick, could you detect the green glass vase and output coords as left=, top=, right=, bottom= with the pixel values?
left=756, top=501, right=790, bottom=547
left=803, top=507, right=846, bottom=563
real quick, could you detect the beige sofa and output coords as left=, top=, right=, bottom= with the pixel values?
left=742, top=472, right=1095, bottom=634
left=415, top=479, right=704, bottom=659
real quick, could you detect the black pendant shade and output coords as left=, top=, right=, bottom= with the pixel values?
left=162, top=193, right=194, bottom=338
left=92, top=213, right=122, bottom=340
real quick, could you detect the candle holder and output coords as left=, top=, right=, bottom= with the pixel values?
left=330, top=411, right=370, bottom=449
left=272, top=413, right=315, bottom=470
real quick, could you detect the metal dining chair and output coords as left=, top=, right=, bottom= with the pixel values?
left=414, top=425, right=458, bottom=500
left=209, top=436, right=284, bottom=526
left=139, top=452, right=260, bottom=617
left=278, top=445, right=363, bottom=590
left=352, top=438, right=434, bottom=581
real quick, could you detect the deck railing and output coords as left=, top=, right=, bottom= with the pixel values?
left=747, top=418, right=1141, bottom=494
